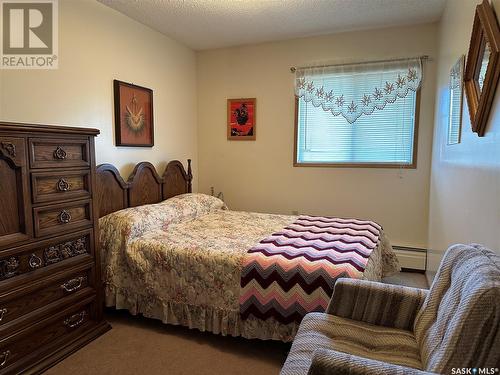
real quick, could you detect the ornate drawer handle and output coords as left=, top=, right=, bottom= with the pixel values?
left=58, top=210, right=72, bottom=224
left=61, top=276, right=85, bottom=293
left=63, top=311, right=86, bottom=328
left=57, top=178, right=70, bottom=192
left=53, top=146, right=67, bottom=160
left=28, top=254, right=42, bottom=269
left=0, top=350, right=10, bottom=367
left=0, top=308, right=7, bottom=322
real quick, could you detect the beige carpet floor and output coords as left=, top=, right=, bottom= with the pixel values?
left=46, top=272, right=427, bottom=375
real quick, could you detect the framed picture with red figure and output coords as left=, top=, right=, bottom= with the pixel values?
left=114, top=79, right=154, bottom=147
left=227, top=98, right=256, bottom=140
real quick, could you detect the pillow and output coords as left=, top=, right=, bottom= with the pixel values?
left=100, top=193, right=226, bottom=249
left=99, top=193, right=227, bottom=274
left=160, top=193, right=227, bottom=216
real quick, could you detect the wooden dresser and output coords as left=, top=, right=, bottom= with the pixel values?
left=0, top=122, right=110, bottom=374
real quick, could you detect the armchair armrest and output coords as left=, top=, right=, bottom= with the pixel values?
left=327, top=278, right=427, bottom=330
left=307, top=349, right=434, bottom=375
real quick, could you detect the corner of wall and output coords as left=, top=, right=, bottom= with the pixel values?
left=426, top=0, right=500, bottom=280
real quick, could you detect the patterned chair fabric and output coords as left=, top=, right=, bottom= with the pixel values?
left=280, top=244, right=500, bottom=375
left=414, top=244, right=500, bottom=373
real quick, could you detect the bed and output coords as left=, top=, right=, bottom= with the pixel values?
left=96, top=160, right=400, bottom=342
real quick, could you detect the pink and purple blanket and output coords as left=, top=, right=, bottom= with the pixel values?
left=239, top=215, right=382, bottom=324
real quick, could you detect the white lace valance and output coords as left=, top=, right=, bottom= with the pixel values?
left=294, top=58, right=423, bottom=124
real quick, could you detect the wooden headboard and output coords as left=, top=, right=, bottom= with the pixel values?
left=96, top=159, right=193, bottom=218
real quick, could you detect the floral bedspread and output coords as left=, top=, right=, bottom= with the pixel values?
left=100, top=194, right=400, bottom=342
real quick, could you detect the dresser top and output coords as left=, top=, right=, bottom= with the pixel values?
left=0, top=121, right=100, bottom=136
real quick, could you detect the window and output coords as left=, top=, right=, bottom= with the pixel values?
left=447, top=56, right=464, bottom=145
left=294, top=59, right=422, bottom=168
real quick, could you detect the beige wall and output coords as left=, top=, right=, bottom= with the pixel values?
left=427, top=0, right=500, bottom=279
left=197, top=24, right=438, bottom=249
left=3, top=0, right=496, bottom=265
left=0, top=0, right=198, bottom=184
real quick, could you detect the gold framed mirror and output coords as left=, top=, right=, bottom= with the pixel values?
left=464, top=0, right=500, bottom=137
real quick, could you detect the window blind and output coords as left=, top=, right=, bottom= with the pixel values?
left=296, top=70, right=418, bottom=166
left=447, top=56, right=464, bottom=145
left=448, top=85, right=462, bottom=145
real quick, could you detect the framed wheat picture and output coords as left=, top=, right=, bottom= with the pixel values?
left=114, top=80, right=154, bottom=147
left=227, top=98, right=256, bottom=140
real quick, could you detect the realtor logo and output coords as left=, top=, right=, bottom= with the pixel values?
left=0, top=0, right=58, bottom=69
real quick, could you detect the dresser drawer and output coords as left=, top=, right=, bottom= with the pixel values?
left=33, top=199, right=93, bottom=238
left=29, top=138, right=90, bottom=169
left=0, top=298, right=95, bottom=374
left=31, top=169, right=91, bottom=204
left=0, top=265, right=93, bottom=327
left=0, top=230, right=93, bottom=283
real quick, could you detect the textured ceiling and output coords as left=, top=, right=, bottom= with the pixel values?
left=98, top=0, right=446, bottom=50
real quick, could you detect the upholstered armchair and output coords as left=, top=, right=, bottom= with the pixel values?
left=281, top=244, right=500, bottom=375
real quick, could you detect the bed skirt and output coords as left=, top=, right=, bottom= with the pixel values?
left=106, top=285, right=300, bottom=342
left=103, top=232, right=395, bottom=342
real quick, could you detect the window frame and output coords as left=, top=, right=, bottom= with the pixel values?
left=293, top=89, right=421, bottom=169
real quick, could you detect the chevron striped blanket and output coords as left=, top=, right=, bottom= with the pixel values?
left=239, top=215, right=382, bottom=324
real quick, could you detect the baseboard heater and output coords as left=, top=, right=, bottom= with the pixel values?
left=392, top=245, right=427, bottom=272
